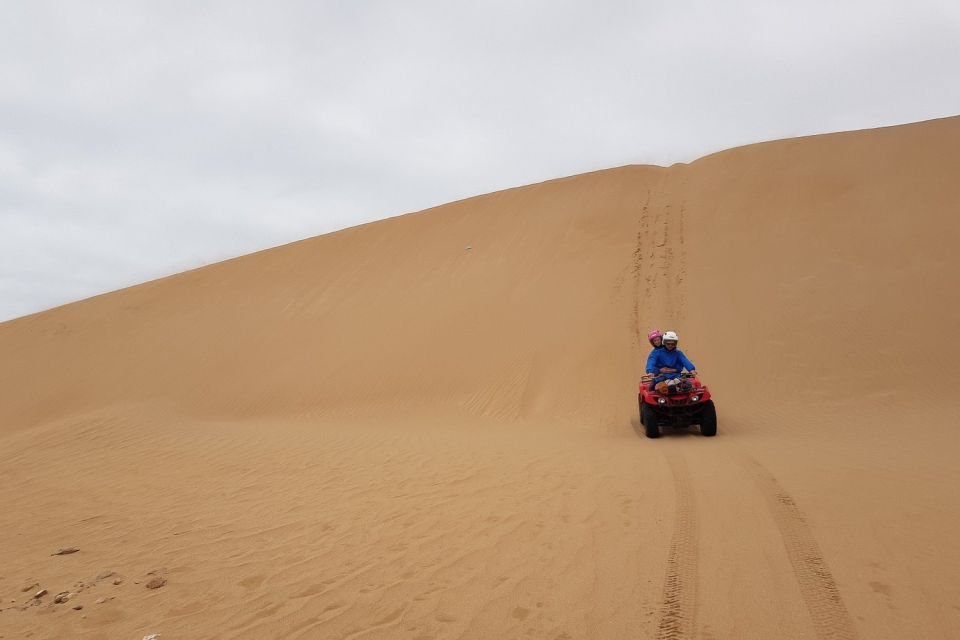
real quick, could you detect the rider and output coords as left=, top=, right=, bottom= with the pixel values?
left=646, top=330, right=698, bottom=393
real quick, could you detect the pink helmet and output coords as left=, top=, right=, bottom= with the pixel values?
left=647, top=329, right=663, bottom=342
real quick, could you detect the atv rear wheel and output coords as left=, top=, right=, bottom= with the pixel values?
left=641, top=403, right=660, bottom=438
left=699, top=400, right=717, bottom=437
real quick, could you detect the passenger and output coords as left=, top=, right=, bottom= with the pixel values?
left=646, top=331, right=698, bottom=394
left=645, top=330, right=664, bottom=391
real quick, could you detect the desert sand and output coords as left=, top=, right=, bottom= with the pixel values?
left=1, top=116, right=959, bottom=639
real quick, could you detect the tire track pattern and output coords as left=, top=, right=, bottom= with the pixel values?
left=744, top=457, right=859, bottom=640
left=656, top=451, right=698, bottom=640
left=631, top=172, right=687, bottom=353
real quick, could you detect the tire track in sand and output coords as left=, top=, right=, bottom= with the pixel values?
left=631, top=171, right=688, bottom=355
left=656, top=450, right=699, bottom=640
left=742, top=456, right=859, bottom=640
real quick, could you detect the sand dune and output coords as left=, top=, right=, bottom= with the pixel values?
left=2, top=116, right=959, bottom=639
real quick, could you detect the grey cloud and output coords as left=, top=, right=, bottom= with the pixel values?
left=2, top=0, right=959, bottom=321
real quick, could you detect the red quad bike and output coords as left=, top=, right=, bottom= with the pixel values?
left=638, top=373, right=717, bottom=438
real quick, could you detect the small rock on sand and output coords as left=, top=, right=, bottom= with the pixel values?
left=33, top=589, right=47, bottom=599
left=145, top=577, right=167, bottom=590
left=113, top=578, right=123, bottom=585
left=95, top=570, right=115, bottom=581
left=20, top=582, right=38, bottom=593
left=51, top=547, right=79, bottom=556
left=53, top=592, right=71, bottom=604
left=73, top=604, right=83, bottom=611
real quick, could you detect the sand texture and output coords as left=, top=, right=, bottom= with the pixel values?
left=2, top=116, right=959, bottom=639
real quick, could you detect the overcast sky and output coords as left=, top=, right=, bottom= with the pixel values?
left=2, top=1, right=958, bottom=322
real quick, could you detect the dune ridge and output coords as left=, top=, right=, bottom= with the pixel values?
left=1, top=116, right=959, bottom=639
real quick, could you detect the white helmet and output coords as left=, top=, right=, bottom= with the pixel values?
left=662, top=331, right=679, bottom=342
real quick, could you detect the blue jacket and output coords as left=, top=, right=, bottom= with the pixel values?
left=646, top=348, right=696, bottom=381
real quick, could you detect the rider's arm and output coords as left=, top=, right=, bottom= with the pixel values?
left=678, top=350, right=696, bottom=372
left=645, top=349, right=659, bottom=375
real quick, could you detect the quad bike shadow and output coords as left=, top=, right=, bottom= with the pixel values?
left=638, top=373, right=717, bottom=439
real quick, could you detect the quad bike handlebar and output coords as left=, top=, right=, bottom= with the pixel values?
left=642, top=371, right=698, bottom=381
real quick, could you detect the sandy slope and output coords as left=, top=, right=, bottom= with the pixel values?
left=1, top=116, right=959, bottom=639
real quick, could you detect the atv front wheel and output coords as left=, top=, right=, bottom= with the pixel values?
left=699, top=400, right=717, bottom=437
left=638, top=394, right=645, bottom=425
left=641, top=403, right=660, bottom=438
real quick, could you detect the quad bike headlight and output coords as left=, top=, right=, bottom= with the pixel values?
left=657, top=397, right=667, bottom=405
left=690, top=395, right=700, bottom=403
